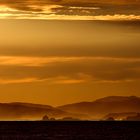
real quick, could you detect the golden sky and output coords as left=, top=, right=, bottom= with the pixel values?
left=0, top=1, right=140, bottom=106
left=0, top=0, right=140, bottom=20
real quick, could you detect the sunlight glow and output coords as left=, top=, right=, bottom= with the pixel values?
left=0, top=5, right=140, bottom=20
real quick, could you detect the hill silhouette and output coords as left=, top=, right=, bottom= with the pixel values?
left=58, top=96, right=140, bottom=119
left=0, top=102, right=88, bottom=120
left=0, top=96, right=140, bottom=120
left=0, top=102, right=68, bottom=120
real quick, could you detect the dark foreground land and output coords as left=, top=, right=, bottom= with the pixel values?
left=0, top=121, right=139, bottom=140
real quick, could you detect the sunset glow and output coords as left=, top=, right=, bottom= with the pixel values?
left=0, top=2, right=140, bottom=20
left=0, top=0, right=139, bottom=109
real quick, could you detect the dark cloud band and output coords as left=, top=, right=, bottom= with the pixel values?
left=0, top=0, right=140, bottom=19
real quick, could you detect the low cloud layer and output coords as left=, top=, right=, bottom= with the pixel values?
left=0, top=56, right=140, bottom=67
left=0, top=55, right=139, bottom=85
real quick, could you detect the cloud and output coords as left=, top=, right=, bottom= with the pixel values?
left=0, top=77, right=44, bottom=84
left=4, top=14, right=139, bottom=20
left=0, top=74, right=138, bottom=85
left=41, top=74, right=138, bottom=85
left=0, top=73, right=90, bottom=85
left=92, top=79, right=137, bottom=84
left=0, top=1, right=140, bottom=20
left=0, top=56, right=140, bottom=67
left=45, top=75, right=88, bottom=84
left=0, top=56, right=140, bottom=85
left=0, top=6, right=140, bottom=20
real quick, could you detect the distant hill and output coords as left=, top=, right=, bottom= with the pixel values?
left=103, top=112, right=139, bottom=120
left=0, top=102, right=68, bottom=120
left=0, top=96, right=140, bottom=120
left=0, top=102, right=89, bottom=120
left=58, top=96, right=140, bottom=119
left=125, top=113, right=140, bottom=121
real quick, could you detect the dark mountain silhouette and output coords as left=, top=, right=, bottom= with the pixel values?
left=0, top=102, right=68, bottom=120
left=0, top=96, right=140, bottom=120
left=0, top=102, right=88, bottom=120
left=58, top=96, right=140, bottom=119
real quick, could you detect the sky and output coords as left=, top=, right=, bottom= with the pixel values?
left=0, top=0, right=140, bottom=106
left=0, top=0, right=140, bottom=20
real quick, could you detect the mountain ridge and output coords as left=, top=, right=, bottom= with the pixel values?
left=0, top=96, right=140, bottom=120
left=57, top=96, right=140, bottom=119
